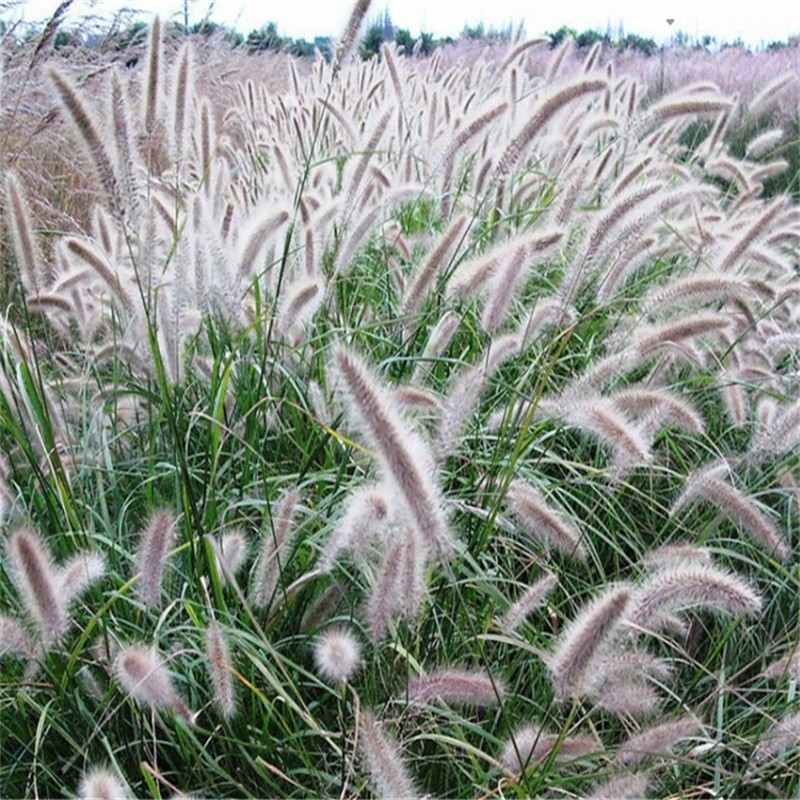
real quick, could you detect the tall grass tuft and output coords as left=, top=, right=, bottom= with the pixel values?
left=0, top=10, right=798, bottom=798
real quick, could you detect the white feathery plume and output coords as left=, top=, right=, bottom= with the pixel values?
left=7, top=527, right=66, bottom=645
left=57, top=553, right=106, bottom=605
left=409, top=311, right=461, bottom=386
left=629, top=562, right=762, bottom=633
left=205, top=529, right=249, bottom=586
left=313, top=627, right=362, bottom=684
left=135, top=509, right=176, bottom=610
left=332, top=345, right=453, bottom=556
left=499, top=573, right=558, bottom=634
left=671, top=466, right=789, bottom=559
left=501, top=725, right=597, bottom=774
left=114, top=643, right=192, bottom=721
left=78, top=766, right=129, bottom=800
left=320, top=483, right=393, bottom=571
left=505, top=481, right=586, bottom=560
left=406, top=668, right=505, bottom=707
left=614, top=716, right=702, bottom=766
left=756, top=711, right=800, bottom=762
left=546, top=585, right=631, bottom=700
left=252, top=486, right=301, bottom=610
left=205, top=621, right=237, bottom=720
left=586, top=773, right=651, bottom=800
left=0, top=614, right=34, bottom=661
left=359, top=709, right=420, bottom=800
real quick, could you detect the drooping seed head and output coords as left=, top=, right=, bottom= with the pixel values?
left=7, top=527, right=66, bottom=644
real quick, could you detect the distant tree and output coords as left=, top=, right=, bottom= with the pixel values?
left=286, top=38, right=314, bottom=56
left=114, top=20, right=149, bottom=50
left=53, top=29, right=81, bottom=50
left=617, top=32, right=657, bottom=56
left=190, top=20, right=243, bottom=46
left=673, top=30, right=690, bottom=47
left=416, top=31, right=435, bottom=55
left=575, top=28, right=609, bottom=48
left=394, top=28, right=414, bottom=53
left=549, top=25, right=577, bottom=47
left=314, top=36, right=334, bottom=59
left=462, top=23, right=485, bottom=40
left=360, top=23, right=385, bottom=59
left=246, top=22, right=282, bottom=53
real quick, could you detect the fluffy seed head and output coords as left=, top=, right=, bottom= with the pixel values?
left=756, top=710, right=800, bottom=762
left=78, top=766, right=129, bottom=800
left=499, top=573, right=558, bottom=634
left=114, top=643, right=191, bottom=720
left=547, top=585, right=631, bottom=700
left=313, top=627, right=363, bottom=684
left=359, top=709, right=419, bottom=799
left=206, top=529, right=249, bottom=586
left=629, top=562, right=763, bottom=633
left=57, top=552, right=106, bottom=605
left=0, top=614, right=34, bottom=661
left=506, top=481, right=586, bottom=560
left=501, top=725, right=597, bottom=774
left=587, top=773, right=651, bottom=800
left=406, top=668, right=506, bottom=707
left=135, top=509, right=176, bottom=610
left=251, top=485, right=301, bottom=610
left=205, top=621, right=237, bottom=720
left=672, top=467, right=789, bottom=559
left=614, top=715, right=703, bottom=766
left=332, top=345, right=452, bottom=556
left=7, top=527, right=66, bottom=644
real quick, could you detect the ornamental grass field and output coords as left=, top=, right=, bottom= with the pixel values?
left=1, top=3, right=800, bottom=797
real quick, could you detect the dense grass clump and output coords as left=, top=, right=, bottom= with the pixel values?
left=1, top=5, right=799, bottom=798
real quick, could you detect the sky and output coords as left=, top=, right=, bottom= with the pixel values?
left=7, top=0, right=800, bottom=47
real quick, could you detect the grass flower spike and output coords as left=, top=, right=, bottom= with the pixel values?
left=313, top=626, right=362, bottom=684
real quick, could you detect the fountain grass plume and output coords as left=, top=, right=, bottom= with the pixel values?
left=359, top=709, right=420, bottom=800
left=135, top=508, right=176, bottom=611
left=546, top=585, right=631, bottom=700
left=320, top=483, right=392, bottom=571
left=7, top=527, right=66, bottom=645
left=500, top=573, right=558, bottom=634
left=505, top=481, right=587, bottom=560
left=6, top=173, right=46, bottom=294
left=501, top=725, right=597, bottom=774
left=615, top=715, right=703, bottom=766
left=114, top=643, right=192, bottom=721
left=57, top=553, right=106, bottom=605
left=252, top=485, right=301, bottom=610
left=48, top=67, right=122, bottom=214
left=332, top=345, right=453, bottom=556
left=756, top=710, right=800, bottom=762
left=671, top=467, right=789, bottom=559
left=205, top=621, right=237, bottom=720
left=313, top=626, right=362, bottom=684
left=78, top=766, right=129, bottom=800
left=366, top=534, right=426, bottom=642
left=629, top=562, right=763, bottom=632
left=406, top=667, right=506, bottom=707
left=0, top=614, right=34, bottom=661
left=400, top=214, right=468, bottom=326
left=587, top=773, right=651, bottom=800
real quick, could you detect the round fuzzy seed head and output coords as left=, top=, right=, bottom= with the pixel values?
left=313, top=627, right=362, bottom=684
left=78, top=766, right=129, bottom=800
